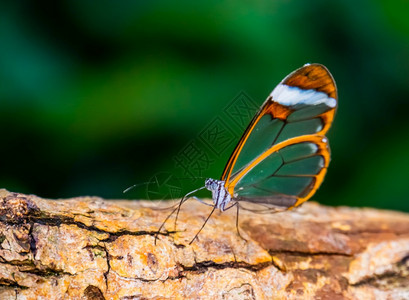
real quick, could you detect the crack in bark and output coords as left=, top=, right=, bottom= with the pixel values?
left=28, top=221, right=37, bottom=258
left=181, top=260, right=272, bottom=274
left=28, top=217, right=160, bottom=239
left=224, top=283, right=256, bottom=300
left=349, top=257, right=409, bottom=288
left=100, top=244, right=111, bottom=292
left=172, top=243, right=186, bottom=249
left=0, top=257, right=35, bottom=267
left=332, top=228, right=409, bottom=236
left=110, top=260, right=274, bottom=283
left=114, top=260, right=272, bottom=283
left=0, top=280, right=29, bottom=290
left=349, top=270, right=409, bottom=288
left=19, top=268, right=73, bottom=277
left=268, top=250, right=353, bottom=257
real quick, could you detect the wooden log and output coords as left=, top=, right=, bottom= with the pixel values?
left=0, top=189, right=408, bottom=299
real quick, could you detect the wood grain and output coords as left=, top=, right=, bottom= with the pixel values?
left=0, top=189, right=408, bottom=299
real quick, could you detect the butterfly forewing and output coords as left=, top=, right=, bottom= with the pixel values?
left=222, top=63, right=337, bottom=209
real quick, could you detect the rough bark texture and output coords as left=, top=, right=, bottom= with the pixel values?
left=0, top=189, right=408, bottom=299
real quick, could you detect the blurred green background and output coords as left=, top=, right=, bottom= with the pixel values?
left=1, top=0, right=409, bottom=212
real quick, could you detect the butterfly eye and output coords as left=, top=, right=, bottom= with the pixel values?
left=205, top=178, right=214, bottom=190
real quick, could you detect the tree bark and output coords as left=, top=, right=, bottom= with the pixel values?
left=0, top=189, right=408, bottom=299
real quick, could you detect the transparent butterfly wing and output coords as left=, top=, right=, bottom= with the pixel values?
left=222, top=64, right=337, bottom=209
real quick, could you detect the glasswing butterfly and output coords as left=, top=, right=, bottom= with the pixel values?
left=156, top=63, right=337, bottom=244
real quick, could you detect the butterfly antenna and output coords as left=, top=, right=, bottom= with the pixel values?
left=123, top=182, right=151, bottom=193
left=189, top=205, right=216, bottom=245
left=124, top=176, right=205, bottom=194
left=175, top=176, right=207, bottom=180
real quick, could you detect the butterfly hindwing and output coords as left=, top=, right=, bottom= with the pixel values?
left=232, top=135, right=330, bottom=211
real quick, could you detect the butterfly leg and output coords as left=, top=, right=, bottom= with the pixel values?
left=173, top=187, right=206, bottom=233
left=155, top=193, right=194, bottom=245
left=191, top=196, right=214, bottom=207
left=223, top=202, right=247, bottom=242
left=189, top=205, right=216, bottom=245
left=154, top=205, right=179, bottom=245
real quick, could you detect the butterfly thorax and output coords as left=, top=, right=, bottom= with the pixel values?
left=205, top=178, right=232, bottom=212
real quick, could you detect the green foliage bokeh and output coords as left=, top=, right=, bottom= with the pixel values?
left=1, top=0, right=409, bottom=212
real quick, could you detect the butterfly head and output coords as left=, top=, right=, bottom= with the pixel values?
left=205, top=178, right=218, bottom=191
left=205, top=178, right=224, bottom=192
